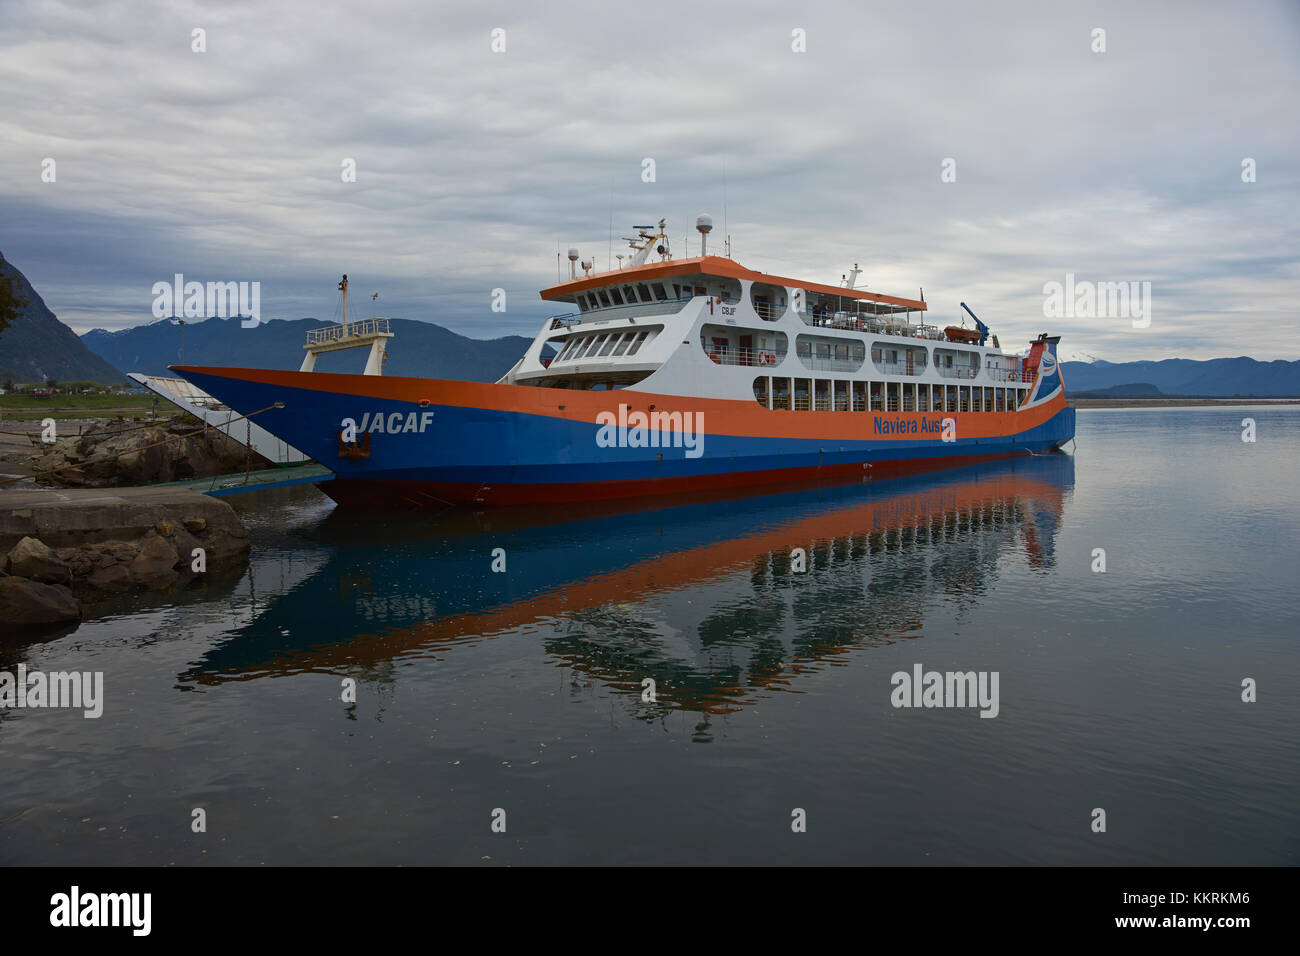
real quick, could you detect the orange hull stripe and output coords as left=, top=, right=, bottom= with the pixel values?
left=172, top=365, right=1065, bottom=441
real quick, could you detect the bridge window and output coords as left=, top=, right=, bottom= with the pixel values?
left=636, top=284, right=652, bottom=302
left=609, top=287, right=625, bottom=306
left=597, top=290, right=611, bottom=308
left=612, top=334, right=632, bottom=356
left=598, top=335, right=620, bottom=357
left=652, top=283, right=668, bottom=301
left=625, top=331, right=649, bottom=356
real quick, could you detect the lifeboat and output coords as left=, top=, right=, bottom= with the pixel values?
left=944, top=326, right=983, bottom=344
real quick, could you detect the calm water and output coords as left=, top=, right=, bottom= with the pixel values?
left=2, top=406, right=1297, bottom=865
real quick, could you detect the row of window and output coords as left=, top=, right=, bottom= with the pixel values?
left=576, top=276, right=745, bottom=313
left=554, top=329, right=652, bottom=362
left=709, top=337, right=994, bottom=372
left=751, top=376, right=1029, bottom=413
left=799, top=340, right=866, bottom=362
left=577, top=282, right=692, bottom=311
left=869, top=346, right=984, bottom=368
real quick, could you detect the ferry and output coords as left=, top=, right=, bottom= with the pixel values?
left=173, top=218, right=1075, bottom=507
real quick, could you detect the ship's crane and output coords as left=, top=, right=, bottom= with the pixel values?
left=959, top=302, right=991, bottom=347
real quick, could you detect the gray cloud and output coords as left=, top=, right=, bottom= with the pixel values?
left=1, top=0, right=1297, bottom=360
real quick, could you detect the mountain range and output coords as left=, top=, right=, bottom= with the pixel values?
left=84, top=322, right=1299, bottom=395
left=1, top=253, right=1297, bottom=394
left=1060, top=358, right=1300, bottom=397
left=69, top=322, right=1300, bottom=395
left=81, top=316, right=534, bottom=382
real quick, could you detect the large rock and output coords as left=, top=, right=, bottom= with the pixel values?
left=0, top=487, right=250, bottom=600
left=0, top=576, right=81, bottom=625
left=0, top=487, right=249, bottom=555
left=128, top=533, right=180, bottom=589
left=0, top=487, right=252, bottom=628
left=86, top=563, right=132, bottom=592
left=7, top=536, right=71, bottom=584
left=33, top=417, right=272, bottom=488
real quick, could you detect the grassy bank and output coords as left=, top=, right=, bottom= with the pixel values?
left=1, top=393, right=159, bottom=419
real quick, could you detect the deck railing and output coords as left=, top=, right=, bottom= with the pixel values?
left=800, top=311, right=945, bottom=340
left=870, top=359, right=928, bottom=377
left=796, top=353, right=866, bottom=372
left=936, top=366, right=980, bottom=380
left=305, top=317, right=391, bottom=345
left=704, top=344, right=786, bottom=367
left=987, top=367, right=1037, bottom=383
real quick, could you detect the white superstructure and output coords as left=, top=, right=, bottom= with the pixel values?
left=503, top=218, right=1037, bottom=416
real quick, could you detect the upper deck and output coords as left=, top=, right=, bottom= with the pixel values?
left=541, top=254, right=926, bottom=315
left=503, top=219, right=1028, bottom=402
left=538, top=255, right=947, bottom=343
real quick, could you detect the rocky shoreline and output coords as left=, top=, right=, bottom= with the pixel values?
left=0, top=487, right=251, bottom=628
left=28, top=415, right=273, bottom=487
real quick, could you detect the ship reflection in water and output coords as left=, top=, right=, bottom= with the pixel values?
left=182, top=453, right=1073, bottom=726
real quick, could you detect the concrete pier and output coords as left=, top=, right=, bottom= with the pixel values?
left=0, top=486, right=250, bottom=628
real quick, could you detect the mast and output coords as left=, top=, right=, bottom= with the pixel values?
left=339, top=274, right=349, bottom=328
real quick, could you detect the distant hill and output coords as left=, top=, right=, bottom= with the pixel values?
left=0, top=251, right=127, bottom=385
left=1062, top=358, right=1300, bottom=397
left=82, top=316, right=534, bottom=383
left=1073, top=382, right=1163, bottom=398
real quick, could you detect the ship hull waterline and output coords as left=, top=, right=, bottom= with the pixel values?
left=171, top=365, right=1076, bottom=508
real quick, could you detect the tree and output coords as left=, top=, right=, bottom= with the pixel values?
left=0, top=254, right=28, bottom=338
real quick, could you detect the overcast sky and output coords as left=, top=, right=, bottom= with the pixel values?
left=2, top=0, right=1297, bottom=361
